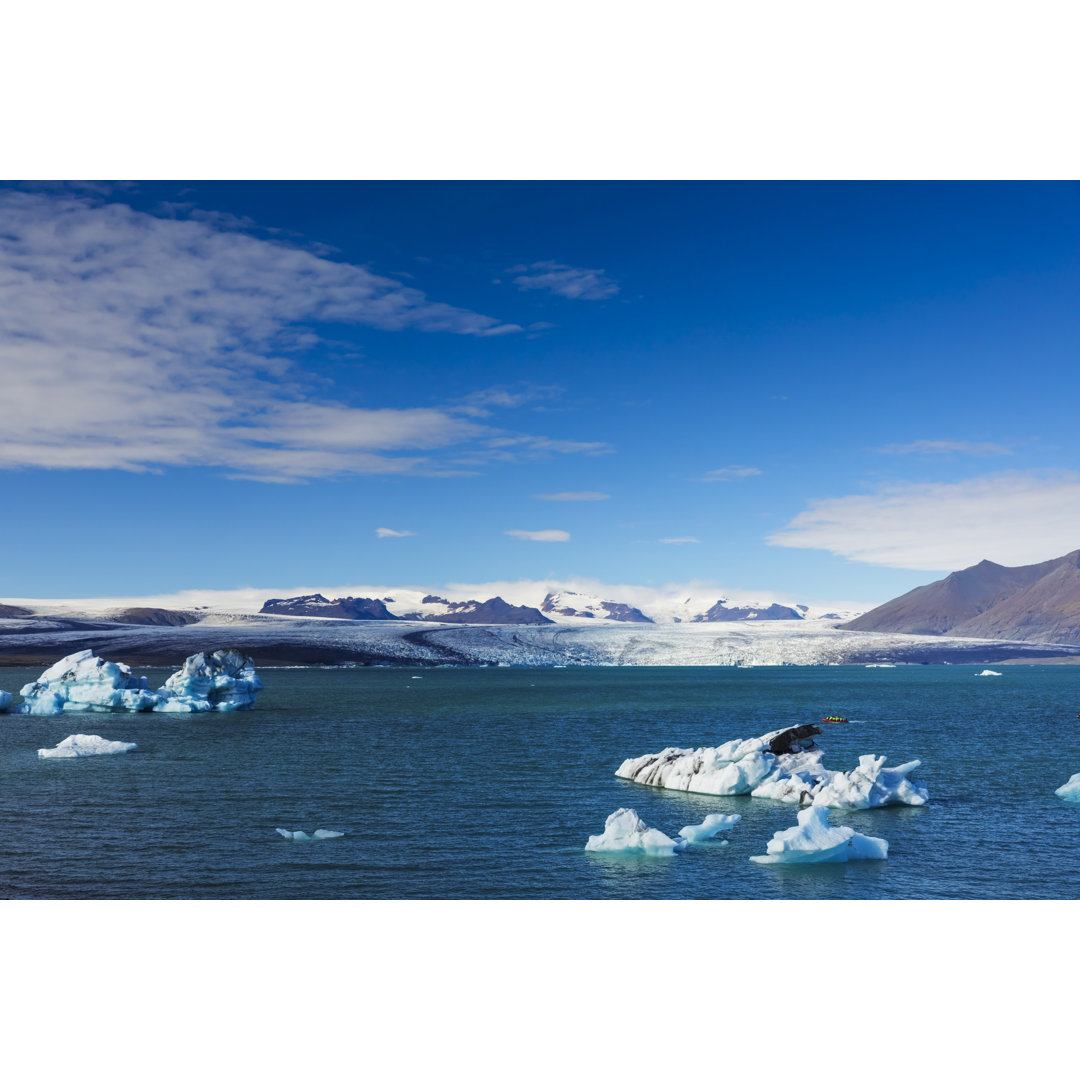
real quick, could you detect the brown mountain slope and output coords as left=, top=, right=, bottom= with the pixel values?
left=844, top=549, right=1080, bottom=644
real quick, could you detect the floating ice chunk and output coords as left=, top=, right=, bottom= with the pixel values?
left=750, top=805, right=888, bottom=864
left=1055, top=773, right=1080, bottom=803
left=276, top=828, right=345, bottom=841
left=17, top=650, right=161, bottom=715
left=975, top=669, right=1003, bottom=676
left=618, top=726, right=928, bottom=810
left=154, top=649, right=262, bottom=712
left=585, top=808, right=679, bottom=856
left=676, top=813, right=741, bottom=844
left=0, top=690, right=11, bottom=712
left=38, top=733, right=138, bottom=758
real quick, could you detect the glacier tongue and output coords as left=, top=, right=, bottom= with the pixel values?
left=617, top=725, right=929, bottom=810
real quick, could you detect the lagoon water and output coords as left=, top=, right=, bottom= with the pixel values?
left=1, top=664, right=1079, bottom=899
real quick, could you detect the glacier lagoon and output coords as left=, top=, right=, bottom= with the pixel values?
left=1, top=663, right=1079, bottom=899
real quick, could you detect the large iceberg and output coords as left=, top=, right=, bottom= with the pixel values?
left=750, top=805, right=888, bottom=864
left=155, top=649, right=262, bottom=712
left=38, top=733, right=138, bottom=758
left=18, top=650, right=160, bottom=714
left=616, top=725, right=928, bottom=810
left=10, top=648, right=262, bottom=715
left=1054, top=773, right=1080, bottom=803
left=585, top=808, right=680, bottom=856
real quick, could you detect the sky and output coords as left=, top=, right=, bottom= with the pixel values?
left=2, top=180, right=1080, bottom=604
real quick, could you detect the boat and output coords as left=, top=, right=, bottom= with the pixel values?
left=820, top=715, right=848, bottom=724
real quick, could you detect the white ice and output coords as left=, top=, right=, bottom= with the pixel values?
left=676, top=812, right=741, bottom=844
left=750, top=805, right=889, bottom=864
left=585, top=808, right=679, bottom=856
left=18, top=650, right=160, bottom=714
left=38, top=733, right=138, bottom=758
left=155, top=649, right=262, bottom=712
left=1054, top=773, right=1080, bottom=803
left=276, top=828, right=345, bottom=840
left=975, top=669, right=1003, bottom=676
left=617, top=726, right=928, bottom=809
left=12, top=648, right=262, bottom=714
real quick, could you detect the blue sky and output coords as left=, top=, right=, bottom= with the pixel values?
left=2, top=181, right=1079, bottom=603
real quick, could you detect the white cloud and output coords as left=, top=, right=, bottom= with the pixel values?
left=532, top=491, right=610, bottom=501
left=509, top=261, right=619, bottom=300
left=701, top=466, right=762, bottom=481
left=0, top=190, right=558, bottom=482
left=505, top=529, right=571, bottom=542
left=878, top=440, right=1012, bottom=456
left=659, top=536, right=700, bottom=544
left=376, top=528, right=415, bottom=539
left=767, top=472, right=1080, bottom=571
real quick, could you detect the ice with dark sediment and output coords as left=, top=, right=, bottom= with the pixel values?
left=8, top=648, right=262, bottom=715
left=750, top=805, right=889, bottom=864
left=616, top=725, right=929, bottom=809
left=38, top=733, right=138, bottom=758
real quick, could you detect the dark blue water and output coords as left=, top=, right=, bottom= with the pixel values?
left=2, top=664, right=1079, bottom=898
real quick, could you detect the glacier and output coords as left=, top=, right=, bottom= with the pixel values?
left=585, top=808, right=680, bottom=856
left=10, top=648, right=262, bottom=715
left=616, top=725, right=929, bottom=809
left=38, top=733, right=138, bottom=758
left=1054, top=773, right=1080, bottom=803
left=750, top=805, right=888, bottom=864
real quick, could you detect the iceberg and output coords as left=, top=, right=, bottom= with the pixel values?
left=11, top=648, right=262, bottom=714
left=676, top=812, right=741, bottom=845
left=585, top=808, right=679, bottom=856
left=750, top=805, right=888, bottom=864
left=18, top=650, right=160, bottom=714
left=616, top=725, right=928, bottom=809
left=155, top=649, right=262, bottom=712
left=276, top=828, right=345, bottom=841
left=1054, top=773, right=1080, bottom=803
left=975, top=669, right=1003, bottom=676
left=0, top=690, right=11, bottom=712
left=38, top=733, right=138, bottom=758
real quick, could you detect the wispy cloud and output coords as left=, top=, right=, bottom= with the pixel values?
left=877, top=440, right=1012, bottom=456
left=659, top=536, right=700, bottom=544
left=376, top=528, right=415, bottom=539
left=454, top=385, right=563, bottom=417
left=701, top=466, right=762, bottom=482
left=0, top=190, right=627, bottom=483
left=508, top=261, right=619, bottom=300
left=532, top=491, right=610, bottom=501
left=766, top=471, right=1080, bottom=571
left=505, top=529, right=571, bottom=542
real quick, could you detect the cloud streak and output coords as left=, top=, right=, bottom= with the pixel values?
left=509, top=261, right=619, bottom=300
left=376, top=528, right=415, bottom=539
left=877, top=440, right=1012, bottom=456
left=0, top=190, right=563, bottom=482
left=701, top=466, right=762, bottom=481
left=767, top=472, right=1080, bottom=571
left=505, top=529, right=571, bottom=542
left=532, top=491, right=610, bottom=501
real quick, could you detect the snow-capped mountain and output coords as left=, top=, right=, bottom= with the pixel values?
left=540, top=591, right=652, bottom=622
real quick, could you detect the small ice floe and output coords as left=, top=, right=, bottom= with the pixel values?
left=585, top=808, right=679, bottom=856
left=410, top=676, right=423, bottom=679
left=38, top=733, right=138, bottom=758
left=617, top=724, right=929, bottom=809
left=676, top=813, right=741, bottom=846
left=750, top=805, right=888, bottom=865
left=1054, top=774, right=1080, bottom=803
left=275, top=828, right=345, bottom=841
left=975, top=669, right=1003, bottom=677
